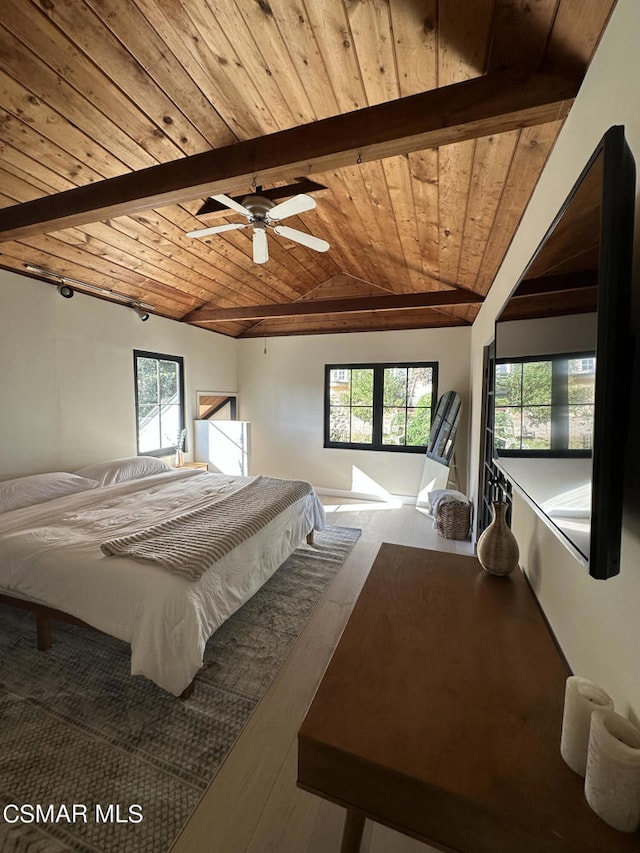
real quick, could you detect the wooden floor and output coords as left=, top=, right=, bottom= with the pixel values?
left=171, top=498, right=473, bottom=853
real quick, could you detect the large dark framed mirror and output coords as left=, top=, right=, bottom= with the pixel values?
left=493, top=126, right=635, bottom=580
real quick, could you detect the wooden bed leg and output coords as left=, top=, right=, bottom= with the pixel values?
left=36, top=615, right=52, bottom=651
left=340, top=809, right=366, bottom=853
left=180, top=679, right=195, bottom=700
left=306, top=530, right=314, bottom=545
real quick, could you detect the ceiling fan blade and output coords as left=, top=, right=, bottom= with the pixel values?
left=253, top=228, right=269, bottom=264
left=211, top=193, right=252, bottom=217
left=268, top=193, right=316, bottom=221
left=186, top=222, right=247, bottom=238
left=273, top=224, right=330, bottom=252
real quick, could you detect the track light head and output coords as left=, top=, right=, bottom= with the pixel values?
left=57, top=283, right=74, bottom=299
left=135, top=307, right=150, bottom=322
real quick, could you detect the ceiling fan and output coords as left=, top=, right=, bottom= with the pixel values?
left=186, top=193, right=330, bottom=264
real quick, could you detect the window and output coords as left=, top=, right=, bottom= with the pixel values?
left=134, top=350, right=185, bottom=456
left=325, top=362, right=438, bottom=452
left=495, top=352, right=595, bottom=455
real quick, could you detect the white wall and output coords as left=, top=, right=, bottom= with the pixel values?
left=469, top=0, right=640, bottom=719
left=0, top=269, right=236, bottom=477
left=237, top=326, right=471, bottom=499
left=496, top=313, right=597, bottom=359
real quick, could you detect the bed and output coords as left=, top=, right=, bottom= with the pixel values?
left=0, top=458, right=325, bottom=696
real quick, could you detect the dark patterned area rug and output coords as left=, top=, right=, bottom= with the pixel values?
left=0, top=525, right=360, bottom=853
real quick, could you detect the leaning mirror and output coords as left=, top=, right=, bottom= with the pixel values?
left=493, top=126, right=635, bottom=580
left=195, top=390, right=237, bottom=420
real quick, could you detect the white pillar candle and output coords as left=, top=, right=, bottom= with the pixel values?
left=585, top=710, right=640, bottom=832
left=560, top=675, right=614, bottom=776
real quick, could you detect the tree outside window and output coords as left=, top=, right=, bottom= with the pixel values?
left=495, top=353, right=594, bottom=455
left=325, top=362, right=437, bottom=452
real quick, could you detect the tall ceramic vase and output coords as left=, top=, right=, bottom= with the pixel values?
left=477, top=501, right=519, bottom=576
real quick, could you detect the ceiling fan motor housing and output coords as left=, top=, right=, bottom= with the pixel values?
left=241, top=195, right=276, bottom=224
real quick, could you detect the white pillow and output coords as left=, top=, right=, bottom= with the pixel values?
left=74, top=456, right=172, bottom=487
left=0, top=472, right=99, bottom=513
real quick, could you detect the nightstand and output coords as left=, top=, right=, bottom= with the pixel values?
left=178, top=462, right=209, bottom=471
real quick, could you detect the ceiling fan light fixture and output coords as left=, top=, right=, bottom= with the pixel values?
left=187, top=192, right=329, bottom=263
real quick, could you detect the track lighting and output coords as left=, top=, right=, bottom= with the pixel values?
left=135, top=307, right=150, bottom=322
left=57, top=283, right=74, bottom=299
left=24, top=264, right=154, bottom=314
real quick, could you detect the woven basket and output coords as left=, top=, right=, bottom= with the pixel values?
left=436, top=500, right=472, bottom=541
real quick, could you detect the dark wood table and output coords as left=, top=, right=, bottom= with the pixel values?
left=297, top=543, right=640, bottom=853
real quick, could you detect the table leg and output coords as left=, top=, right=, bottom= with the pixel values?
left=180, top=679, right=195, bottom=700
left=340, top=809, right=365, bottom=853
left=36, top=615, right=52, bottom=651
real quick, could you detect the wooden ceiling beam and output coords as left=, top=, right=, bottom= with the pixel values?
left=500, top=272, right=599, bottom=321
left=500, top=287, right=597, bottom=321
left=183, top=289, right=483, bottom=323
left=515, top=270, right=597, bottom=296
left=0, top=70, right=578, bottom=241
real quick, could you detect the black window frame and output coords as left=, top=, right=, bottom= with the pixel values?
left=133, top=349, right=185, bottom=457
left=324, top=361, right=438, bottom=453
left=495, top=350, right=595, bottom=458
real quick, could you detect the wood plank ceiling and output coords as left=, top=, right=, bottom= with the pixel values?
left=0, top=0, right=617, bottom=337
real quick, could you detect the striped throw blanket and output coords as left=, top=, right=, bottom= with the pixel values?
left=101, top=476, right=313, bottom=580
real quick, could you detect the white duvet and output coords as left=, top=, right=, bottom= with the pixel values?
left=0, top=469, right=325, bottom=696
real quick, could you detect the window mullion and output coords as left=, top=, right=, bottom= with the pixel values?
left=372, top=366, right=384, bottom=449
left=323, top=365, right=331, bottom=446
left=155, top=361, right=162, bottom=447
left=402, top=367, right=409, bottom=446
left=348, top=370, right=354, bottom=444
left=520, top=365, right=525, bottom=451
left=551, top=359, right=569, bottom=449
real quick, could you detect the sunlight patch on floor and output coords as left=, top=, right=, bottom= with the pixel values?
left=323, top=499, right=403, bottom=512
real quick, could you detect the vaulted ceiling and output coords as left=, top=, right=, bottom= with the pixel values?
left=0, top=0, right=616, bottom=337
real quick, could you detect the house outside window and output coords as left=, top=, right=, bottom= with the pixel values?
left=134, top=350, right=185, bottom=456
left=325, top=362, right=438, bottom=452
left=495, top=352, right=595, bottom=455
